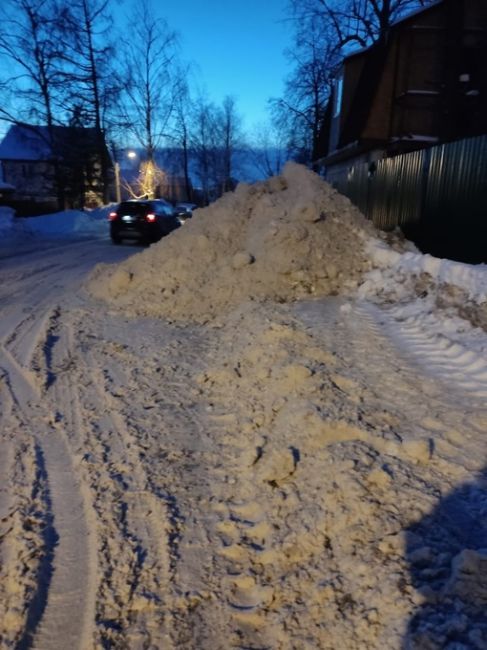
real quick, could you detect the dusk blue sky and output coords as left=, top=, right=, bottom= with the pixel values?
left=0, top=0, right=294, bottom=138
left=150, top=0, right=293, bottom=131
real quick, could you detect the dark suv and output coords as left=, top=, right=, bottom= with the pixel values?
left=109, top=199, right=181, bottom=244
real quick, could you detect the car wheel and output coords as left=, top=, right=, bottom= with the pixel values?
left=111, top=234, right=122, bottom=244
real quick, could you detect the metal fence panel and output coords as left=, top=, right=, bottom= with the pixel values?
left=328, top=134, right=487, bottom=235
left=425, top=136, right=487, bottom=226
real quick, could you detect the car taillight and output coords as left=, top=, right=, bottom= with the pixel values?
left=146, top=213, right=156, bottom=222
left=109, top=211, right=117, bottom=221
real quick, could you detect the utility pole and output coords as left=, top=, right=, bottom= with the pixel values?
left=114, top=161, right=121, bottom=203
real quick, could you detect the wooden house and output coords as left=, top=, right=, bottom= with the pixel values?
left=323, top=0, right=487, bottom=182
left=0, top=124, right=112, bottom=215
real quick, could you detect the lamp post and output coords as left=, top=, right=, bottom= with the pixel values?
left=114, top=161, right=121, bottom=203
left=114, top=150, right=138, bottom=202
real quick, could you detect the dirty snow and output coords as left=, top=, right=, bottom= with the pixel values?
left=88, top=163, right=378, bottom=322
left=1, top=163, right=487, bottom=649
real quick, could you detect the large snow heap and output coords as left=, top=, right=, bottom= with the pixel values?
left=88, top=162, right=487, bottom=329
left=88, top=163, right=390, bottom=322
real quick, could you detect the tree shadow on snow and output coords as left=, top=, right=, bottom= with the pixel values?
left=404, top=468, right=487, bottom=649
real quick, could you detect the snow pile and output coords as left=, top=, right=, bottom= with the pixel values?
left=0, top=206, right=14, bottom=233
left=88, top=163, right=383, bottom=321
left=16, top=208, right=107, bottom=237
left=88, top=161, right=487, bottom=338
left=359, top=237, right=487, bottom=330
left=361, top=237, right=487, bottom=304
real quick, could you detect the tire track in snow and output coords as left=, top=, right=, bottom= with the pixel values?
left=25, top=430, right=94, bottom=650
left=81, top=361, right=176, bottom=648
left=361, top=301, right=487, bottom=400
left=0, top=313, right=96, bottom=649
left=0, top=343, right=40, bottom=411
left=15, top=442, right=57, bottom=650
left=4, top=308, right=58, bottom=372
left=26, top=312, right=97, bottom=650
left=44, top=312, right=180, bottom=648
left=0, top=426, right=51, bottom=648
left=0, top=439, right=12, bottom=601
left=294, top=298, right=485, bottom=439
left=0, top=238, right=141, bottom=648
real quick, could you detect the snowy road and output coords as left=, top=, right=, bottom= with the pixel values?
left=0, top=236, right=141, bottom=648
left=1, top=235, right=487, bottom=648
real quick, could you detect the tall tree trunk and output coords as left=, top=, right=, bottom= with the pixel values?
left=82, top=0, right=110, bottom=203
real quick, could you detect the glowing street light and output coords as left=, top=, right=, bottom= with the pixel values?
left=115, top=150, right=139, bottom=202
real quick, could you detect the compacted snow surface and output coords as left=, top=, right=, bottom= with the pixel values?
left=1, top=165, right=487, bottom=649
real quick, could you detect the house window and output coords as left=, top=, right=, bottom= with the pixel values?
left=333, top=75, right=344, bottom=118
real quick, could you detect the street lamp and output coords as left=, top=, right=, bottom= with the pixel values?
left=114, top=150, right=139, bottom=202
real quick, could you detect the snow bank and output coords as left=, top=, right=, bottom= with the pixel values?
left=17, top=208, right=108, bottom=237
left=0, top=206, right=109, bottom=243
left=0, top=206, right=14, bottom=233
left=358, top=237, right=487, bottom=331
left=360, top=237, right=487, bottom=304
left=88, top=163, right=381, bottom=321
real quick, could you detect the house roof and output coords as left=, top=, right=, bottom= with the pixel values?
left=336, top=0, right=448, bottom=151
left=342, top=0, right=444, bottom=63
left=339, top=40, right=390, bottom=149
left=0, top=123, right=101, bottom=161
left=0, top=124, right=51, bottom=160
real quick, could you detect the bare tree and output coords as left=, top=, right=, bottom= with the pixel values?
left=189, top=95, right=244, bottom=203
left=190, top=96, right=219, bottom=204
left=0, top=0, right=63, bottom=128
left=57, top=0, right=117, bottom=200
left=248, top=122, right=289, bottom=178
left=290, top=0, right=435, bottom=49
left=271, top=17, right=339, bottom=166
left=168, top=67, right=193, bottom=201
left=123, top=160, right=166, bottom=200
left=118, top=0, right=179, bottom=163
left=216, top=96, right=243, bottom=193
left=0, top=0, right=78, bottom=205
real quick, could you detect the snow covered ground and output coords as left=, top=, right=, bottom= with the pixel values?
left=0, top=204, right=109, bottom=242
left=1, top=166, right=487, bottom=649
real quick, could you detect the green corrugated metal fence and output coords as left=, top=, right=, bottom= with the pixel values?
left=329, top=134, right=487, bottom=229
left=328, top=134, right=487, bottom=261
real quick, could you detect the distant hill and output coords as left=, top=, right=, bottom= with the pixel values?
left=117, top=146, right=289, bottom=189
